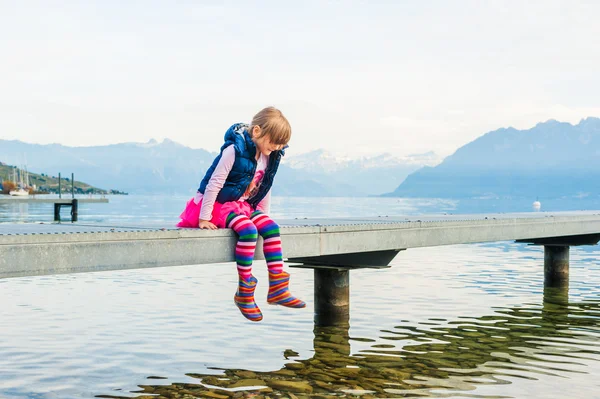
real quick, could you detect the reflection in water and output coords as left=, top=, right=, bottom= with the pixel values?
left=100, top=288, right=600, bottom=399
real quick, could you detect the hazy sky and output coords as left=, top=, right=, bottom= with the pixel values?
left=1, top=1, right=599, bottom=157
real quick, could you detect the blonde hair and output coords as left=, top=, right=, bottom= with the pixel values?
left=243, top=107, right=290, bottom=198
left=249, top=106, right=291, bottom=145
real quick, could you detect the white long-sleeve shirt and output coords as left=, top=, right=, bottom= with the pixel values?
left=196, top=145, right=271, bottom=221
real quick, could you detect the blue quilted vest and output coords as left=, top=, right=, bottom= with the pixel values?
left=198, top=123, right=285, bottom=208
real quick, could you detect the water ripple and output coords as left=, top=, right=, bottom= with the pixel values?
left=2, top=240, right=600, bottom=398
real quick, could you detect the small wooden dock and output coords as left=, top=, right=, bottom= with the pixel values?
left=0, top=197, right=108, bottom=204
left=0, top=197, right=109, bottom=222
left=1, top=211, right=599, bottom=325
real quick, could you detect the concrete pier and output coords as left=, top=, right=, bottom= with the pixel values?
left=1, top=211, right=600, bottom=326
left=518, top=232, right=600, bottom=289
left=2, top=212, right=600, bottom=280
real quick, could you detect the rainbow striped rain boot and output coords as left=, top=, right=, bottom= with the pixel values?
left=267, top=271, right=306, bottom=308
left=234, top=275, right=263, bottom=322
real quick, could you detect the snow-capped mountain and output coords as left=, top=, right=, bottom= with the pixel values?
left=283, top=150, right=354, bottom=173
left=284, top=149, right=441, bottom=171
left=0, top=139, right=440, bottom=197
left=283, top=149, right=442, bottom=196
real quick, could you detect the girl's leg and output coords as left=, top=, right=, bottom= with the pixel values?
left=249, top=210, right=283, bottom=274
left=250, top=211, right=306, bottom=308
left=226, top=212, right=262, bottom=321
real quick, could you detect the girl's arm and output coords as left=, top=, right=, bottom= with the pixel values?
left=200, top=145, right=236, bottom=222
left=256, top=189, right=271, bottom=214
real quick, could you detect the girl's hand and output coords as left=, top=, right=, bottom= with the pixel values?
left=199, top=219, right=217, bottom=230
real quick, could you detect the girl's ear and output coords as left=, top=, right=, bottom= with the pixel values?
left=252, top=125, right=261, bottom=137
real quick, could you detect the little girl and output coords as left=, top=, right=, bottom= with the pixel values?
left=177, top=106, right=305, bottom=322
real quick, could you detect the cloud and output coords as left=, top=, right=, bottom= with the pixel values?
left=1, top=1, right=599, bottom=158
left=379, top=116, right=442, bottom=130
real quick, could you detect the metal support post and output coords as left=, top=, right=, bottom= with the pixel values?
left=71, top=199, right=78, bottom=222
left=314, top=268, right=350, bottom=327
left=54, top=203, right=61, bottom=222
left=544, top=245, right=569, bottom=287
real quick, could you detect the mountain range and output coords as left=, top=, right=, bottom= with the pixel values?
left=0, top=139, right=440, bottom=196
left=388, top=117, right=600, bottom=199
left=3, top=117, right=599, bottom=199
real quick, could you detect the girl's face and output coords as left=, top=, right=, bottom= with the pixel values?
left=252, top=127, right=285, bottom=157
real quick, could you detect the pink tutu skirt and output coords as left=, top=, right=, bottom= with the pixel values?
left=176, top=196, right=255, bottom=228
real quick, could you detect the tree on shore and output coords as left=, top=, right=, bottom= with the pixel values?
left=1, top=180, right=16, bottom=194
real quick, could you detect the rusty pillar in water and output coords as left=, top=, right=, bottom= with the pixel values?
left=544, top=245, right=569, bottom=288
left=314, top=268, right=350, bottom=327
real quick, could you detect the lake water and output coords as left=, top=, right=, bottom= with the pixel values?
left=1, top=195, right=600, bottom=399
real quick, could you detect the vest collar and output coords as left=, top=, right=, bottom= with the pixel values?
left=243, top=129, right=257, bottom=160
